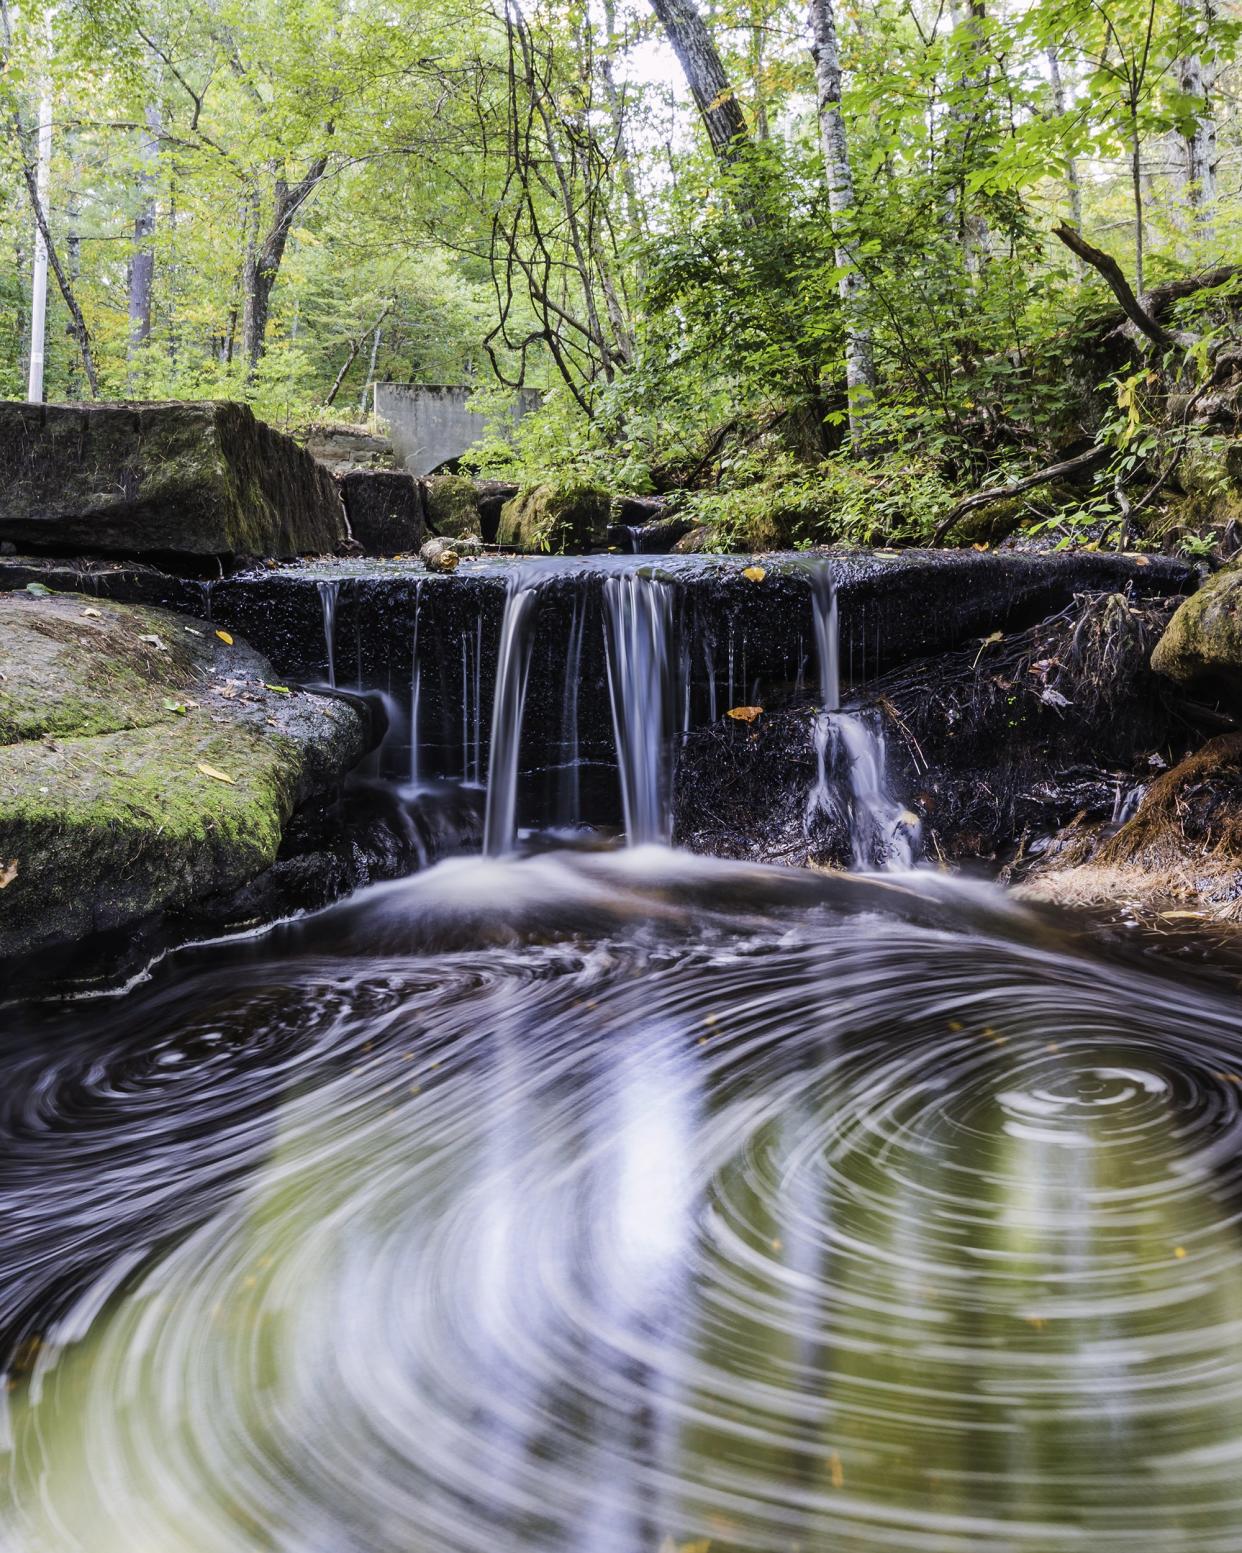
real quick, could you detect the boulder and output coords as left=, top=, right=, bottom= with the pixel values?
left=0, top=400, right=346, bottom=562
left=474, top=480, right=520, bottom=543
left=423, top=474, right=483, bottom=540
left=498, top=481, right=611, bottom=553
left=0, top=588, right=368, bottom=972
left=1151, top=560, right=1242, bottom=691
left=339, top=469, right=424, bottom=555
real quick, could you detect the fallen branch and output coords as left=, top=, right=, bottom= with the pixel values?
left=1053, top=222, right=1194, bottom=353
left=929, top=445, right=1108, bottom=545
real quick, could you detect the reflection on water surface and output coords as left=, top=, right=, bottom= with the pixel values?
left=3, top=849, right=1242, bottom=1552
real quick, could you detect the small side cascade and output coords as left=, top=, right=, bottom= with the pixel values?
left=557, top=596, right=587, bottom=827
left=603, top=573, right=674, bottom=846
left=482, top=573, right=542, bottom=856
left=317, top=580, right=340, bottom=688
left=806, top=562, right=921, bottom=871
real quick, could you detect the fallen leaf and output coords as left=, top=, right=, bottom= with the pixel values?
left=972, top=630, right=1003, bottom=668
left=138, top=633, right=167, bottom=651
left=196, top=763, right=236, bottom=785
left=81, top=607, right=102, bottom=618
left=215, top=629, right=234, bottom=645
left=24, top=582, right=52, bottom=596
left=1160, top=909, right=1205, bottom=920
left=741, top=565, right=766, bottom=583
left=1039, top=687, right=1071, bottom=709
left=0, top=859, right=17, bottom=890
left=1135, top=554, right=1150, bottom=566
left=183, top=625, right=203, bottom=636
left=726, top=705, right=763, bottom=722
left=163, top=698, right=189, bottom=716
left=264, top=683, right=291, bottom=694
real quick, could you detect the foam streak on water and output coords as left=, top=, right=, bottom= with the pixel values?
left=4, top=853, right=1242, bottom=1552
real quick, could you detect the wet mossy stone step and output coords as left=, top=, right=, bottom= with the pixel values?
left=0, top=590, right=367, bottom=966
left=0, top=400, right=347, bottom=561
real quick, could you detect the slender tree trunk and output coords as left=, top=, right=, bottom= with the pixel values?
left=1177, top=0, right=1219, bottom=230
left=325, top=299, right=392, bottom=407
left=748, top=0, right=769, bottom=140
left=649, top=0, right=749, bottom=163
left=808, top=0, right=875, bottom=438
left=128, top=101, right=160, bottom=367
left=1046, top=43, right=1083, bottom=234
left=241, top=156, right=328, bottom=377
left=1129, top=103, right=1145, bottom=294
left=944, top=0, right=992, bottom=273
left=359, top=318, right=383, bottom=414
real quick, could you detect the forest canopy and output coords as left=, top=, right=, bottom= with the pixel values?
left=2, top=0, right=1240, bottom=550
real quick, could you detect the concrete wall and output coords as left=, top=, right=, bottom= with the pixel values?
left=373, top=385, right=542, bottom=477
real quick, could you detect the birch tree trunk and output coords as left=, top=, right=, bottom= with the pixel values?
left=808, top=0, right=875, bottom=438
left=1046, top=43, right=1083, bottom=235
left=1177, top=0, right=1219, bottom=229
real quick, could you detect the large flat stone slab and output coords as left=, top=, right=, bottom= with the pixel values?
left=0, top=588, right=367, bottom=975
left=0, top=400, right=347, bottom=561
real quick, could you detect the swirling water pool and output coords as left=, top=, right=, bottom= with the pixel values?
left=3, top=849, right=1242, bottom=1552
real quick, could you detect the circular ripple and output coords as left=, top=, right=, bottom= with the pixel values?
left=3, top=854, right=1242, bottom=1552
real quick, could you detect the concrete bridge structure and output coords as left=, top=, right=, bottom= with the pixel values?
left=373, top=384, right=542, bottom=477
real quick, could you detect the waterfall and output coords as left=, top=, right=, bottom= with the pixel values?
left=806, top=564, right=920, bottom=871
left=317, top=580, right=339, bottom=688
left=809, top=562, right=839, bottom=712
left=557, top=597, right=587, bottom=827
left=409, top=584, right=423, bottom=786
left=603, top=574, right=674, bottom=846
left=482, top=575, right=541, bottom=856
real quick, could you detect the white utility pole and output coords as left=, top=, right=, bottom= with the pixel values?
left=26, top=84, right=52, bottom=402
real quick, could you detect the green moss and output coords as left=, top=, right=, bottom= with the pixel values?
left=945, top=495, right=1026, bottom=547
left=1151, top=560, right=1242, bottom=689
left=424, top=474, right=482, bottom=539
left=497, top=481, right=611, bottom=552
left=0, top=589, right=367, bottom=959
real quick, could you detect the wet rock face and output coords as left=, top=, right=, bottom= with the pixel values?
left=498, top=483, right=611, bottom=553
left=674, top=590, right=1184, bottom=868
left=0, top=589, right=368, bottom=981
left=339, top=471, right=424, bottom=556
left=0, top=401, right=347, bottom=561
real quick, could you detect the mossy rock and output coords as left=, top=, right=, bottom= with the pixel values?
left=0, top=589, right=367, bottom=962
left=0, top=400, right=346, bottom=560
left=1174, top=439, right=1242, bottom=527
left=423, top=474, right=483, bottom=540
left=945, top=495, right=1027, bottom=547
left=1151, top=560, right=1242, bottom=689
left=497, top=482, right=611, bottom=553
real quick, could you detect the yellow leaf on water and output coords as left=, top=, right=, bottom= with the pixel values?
left=0, top=858, right=17, bottom=890
left=215, top=629, right=234, bottom=645
left=197, top=763, right=236, bottom=785
left=741, top=565, right=766, bottom=582
left=726, top=705, right=763, bottom=722
left=264, top=683, right=291, bottom=694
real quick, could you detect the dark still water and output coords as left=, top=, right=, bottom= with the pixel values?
left=4, top=851, right=1242, bottom=1552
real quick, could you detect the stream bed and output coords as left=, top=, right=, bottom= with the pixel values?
left=4, top=848, right=1242, bottom=1551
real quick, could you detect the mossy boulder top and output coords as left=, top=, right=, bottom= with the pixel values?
left=1151, top=559, right=1242, bottom=691
left=0, top=400, right=347, bottom=561
left=0, top=588, right=368, bottom=965
left=423, top=474, right=483, bottom=540
left=498, top=482, right=611, bottom=553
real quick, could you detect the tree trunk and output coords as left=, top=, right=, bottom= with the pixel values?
left=1177, top=0, right=1219, bottom=228
left=1046, top=44, right=1083, bottom=235
left=649, top=0, right=749, bottom=163
left=241, top=157, right=327, bottom=377
left=808, top=0, right=875, bottom=439
left=1129, top=105, right=1145, bottom=294
left=128, top=101, right=160, bottom=363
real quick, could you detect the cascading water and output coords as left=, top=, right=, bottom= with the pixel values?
left=408, top=583, right=423, bottom=786
left=807, top=562, right=921, bottom=870
left=317, top=579, right=339, bottom=688
left=602, top=573, right=674, bottom=846
left=481, top=574, right=541, bottom=856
